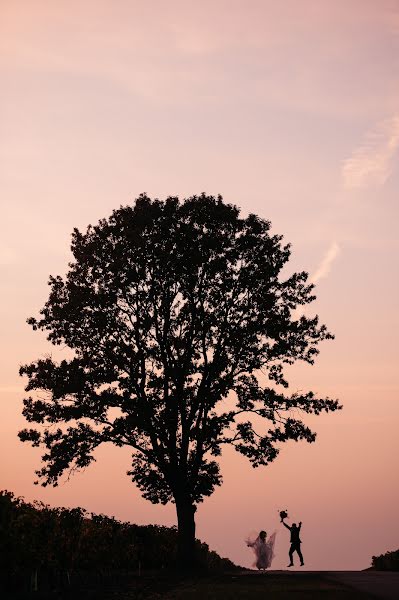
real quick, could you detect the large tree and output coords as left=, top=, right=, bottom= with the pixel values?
left=20, top=194, right=340, bottom=569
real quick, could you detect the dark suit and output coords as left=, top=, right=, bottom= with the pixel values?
left=283, top=522, right=304, bottom=565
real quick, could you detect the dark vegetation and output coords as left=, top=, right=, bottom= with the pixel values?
left=0, top=490, right=238, bottom=597
left=372, top=548, right=399, bottom=571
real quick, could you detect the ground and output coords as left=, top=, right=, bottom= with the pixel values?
left=159, top=571, right=398, bottom=600
left=4, top=570, right=399, bottom=600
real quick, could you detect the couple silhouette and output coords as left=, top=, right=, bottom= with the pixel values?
left=246, top=516, right=304, bottom=570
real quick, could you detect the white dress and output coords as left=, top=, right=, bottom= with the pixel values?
left=247, top=532, right=276, bottom=570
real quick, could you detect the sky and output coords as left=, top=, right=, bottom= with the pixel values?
left=1, top=0, right=399, bottom=571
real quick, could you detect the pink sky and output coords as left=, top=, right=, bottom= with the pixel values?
left=1, top=1, right=398, bottom=570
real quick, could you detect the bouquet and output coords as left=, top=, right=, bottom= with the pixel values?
left=279, top=510, right=288, bottom=522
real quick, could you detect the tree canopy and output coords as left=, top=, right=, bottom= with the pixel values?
left=19, top=194, right=341, bottom=567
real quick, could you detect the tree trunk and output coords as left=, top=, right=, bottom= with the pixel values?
left=176, top=500, right=197, bottom=571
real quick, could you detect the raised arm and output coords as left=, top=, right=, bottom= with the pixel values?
left=298, top=521, right=302, bottom=531
left=282, top=521, right=291, bottom=531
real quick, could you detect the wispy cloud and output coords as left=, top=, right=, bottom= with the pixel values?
left=342, top=114, right=399, bottom=189
left=311, top=242, right=340, bottom=283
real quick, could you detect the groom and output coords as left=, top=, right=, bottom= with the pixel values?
left=281, top=517, right=304, bottom=567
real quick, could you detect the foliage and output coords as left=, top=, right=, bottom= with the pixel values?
left=372, top=548, right=399, bottom=571
left=19, top=194, right=341, bottom=513
left=0, top=490, right=237, bottom=581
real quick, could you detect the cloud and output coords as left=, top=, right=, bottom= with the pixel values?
left=292, top=242, right=340, bottom=320
left=311, top=242, right=340, bottom=283
left=342, top=114, right=399, bottom=189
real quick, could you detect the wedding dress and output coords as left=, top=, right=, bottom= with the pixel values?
left=246, top=532, right=276, bottom=570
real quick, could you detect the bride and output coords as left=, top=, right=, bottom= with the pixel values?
left=246, top=530, right=276, bottom=570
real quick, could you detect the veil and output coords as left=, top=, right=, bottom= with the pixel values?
left=245, top=530, right=259, bottom=547
left=267, top=531, right=277, bottom=562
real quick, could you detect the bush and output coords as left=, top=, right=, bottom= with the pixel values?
left=0, top=490, right=238, bottom=593
left=372, top=549, right=399, bottom=571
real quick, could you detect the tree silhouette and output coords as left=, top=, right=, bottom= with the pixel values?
left=19, top=194, right=341, bottom=569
